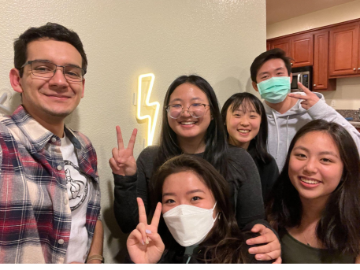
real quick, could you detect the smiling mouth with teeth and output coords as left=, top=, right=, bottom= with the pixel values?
left=180, top=122, right=196, bottom=125
left=238, top=129, right=250, bottom=133
left=300, top=177, right=321, bottom=184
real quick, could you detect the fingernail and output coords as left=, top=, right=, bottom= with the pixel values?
left=146, top=238, right=149, bottom=245
left=141, top=240, right=145, bottom=246
left=145, top=229, right=152, bottom=234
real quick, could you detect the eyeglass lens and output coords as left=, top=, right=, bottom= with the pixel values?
left=168, top=104, right=206, bottom=119
left=30, top=61, right=83, bottom=82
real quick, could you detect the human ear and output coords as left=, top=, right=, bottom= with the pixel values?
left=252, top=81, right=259, bottom=92
left=9, top=68, right=23, bottom=94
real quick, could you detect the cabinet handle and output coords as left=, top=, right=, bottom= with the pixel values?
left=358, top=67, right=360, bottom=70
left=313, top=84, right=316, bottom=87
left=354, top=68, right=357, bottom=71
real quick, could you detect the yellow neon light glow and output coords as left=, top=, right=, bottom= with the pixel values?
left=137, top=73, right=160, bottom=146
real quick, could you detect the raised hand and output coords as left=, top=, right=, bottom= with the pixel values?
left=127, top=198, right=164, bottom=264
left=109, top=126, right=137, bottom=176
left=288, top=82, right=320, bottom=110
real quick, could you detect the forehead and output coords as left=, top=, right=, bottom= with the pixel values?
left=26, top=39, right=82, bottom=66
left=169, top=83, right=208, bottom=102
left=230, top=100, right=256, bottom=112
left=257, top=58, right=287, bottom=75
left=162, top=170, right=210, bottom=193
left=295, top=131, right=339, bottom=153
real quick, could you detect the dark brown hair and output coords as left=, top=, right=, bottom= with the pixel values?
left=250, top=48, right=291, bottom=83
left=151, top=154, right=252, bottom=263
left=221, top=92, right=272, bottom=164
left=266, top=119, right=360, bottom=255
left=14, top=22, right=88, bottom=77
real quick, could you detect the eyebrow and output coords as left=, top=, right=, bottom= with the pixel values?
left=233, top=109, right=256, bottom=113
left=162, top=189, right=205, bottom=198
left=258, top=67, right=285, bottom=77
left=293, top=146, right=339, bottom=158
left=169, top=97, right=201, bottom=103
left=31, top=59, right=82, bottom=69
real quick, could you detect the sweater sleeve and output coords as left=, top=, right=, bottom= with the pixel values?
left=229, top=147, right=265, bottom=227
left=308, top=99, right=360, bottom=153
left=113, top=147, right=155, bottom=234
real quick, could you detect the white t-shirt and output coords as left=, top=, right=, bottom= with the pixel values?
left=60, top=133, right=91, bottom=263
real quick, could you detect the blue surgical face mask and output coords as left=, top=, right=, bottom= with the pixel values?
left=257, top=77, right=291, bottom=104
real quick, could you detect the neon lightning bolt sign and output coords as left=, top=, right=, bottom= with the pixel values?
left=137, top=73, right=160, bottom=146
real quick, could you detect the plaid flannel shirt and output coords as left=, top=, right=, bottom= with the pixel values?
left=0, top=106, right=101, bottom=263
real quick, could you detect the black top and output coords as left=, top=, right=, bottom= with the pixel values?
left=247, top=143, right=279, bottom=201
left=113, top=145, right=267, bottom=234
left=125, top=221, right=274, bottom=264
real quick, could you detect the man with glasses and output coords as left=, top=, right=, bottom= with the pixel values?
left=0, top=23, right=103, bottom=263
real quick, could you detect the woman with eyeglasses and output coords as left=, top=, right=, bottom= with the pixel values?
left=111, top=75, right=281, bottom=262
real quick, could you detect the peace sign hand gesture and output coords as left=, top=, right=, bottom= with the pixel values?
left=109, top=126, right=137, bottom=176
left=127, top=198, right=164, bottom=264
left=288, top=82, right=320, bottom=110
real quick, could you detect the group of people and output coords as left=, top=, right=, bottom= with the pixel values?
left=0, top=22, right=359, bottom=264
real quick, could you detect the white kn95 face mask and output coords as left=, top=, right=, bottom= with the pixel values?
left=163, top=202, right=218, bottom=247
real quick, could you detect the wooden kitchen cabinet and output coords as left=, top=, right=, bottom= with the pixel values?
left=329, top=22, right=359, bottom=77
left=291, top=33, right=313, bottom=67
left=270, top=37, right=292, bottom=58
left=313, top=30, right=336, bottom=90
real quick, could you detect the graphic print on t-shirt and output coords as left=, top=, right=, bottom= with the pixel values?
left=65, top=160, right=89, bottom=211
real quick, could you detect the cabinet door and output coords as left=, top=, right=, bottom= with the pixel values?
left=291, top=33, right=314, bottom=67
left=313, top=31, right=329, bottom=90
left=266, top=41, right=271, bottom=51
left=271, top=38, right=291, bottom=57
left=329, top=23, right=359, bottom=76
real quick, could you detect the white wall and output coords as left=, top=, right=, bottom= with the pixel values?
left=267, top=0, right=360, bottom=110
left=0, top=0, right=266, bottom=263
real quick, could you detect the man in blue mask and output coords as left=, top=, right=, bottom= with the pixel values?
left=250, top=48, right=360, bottom=171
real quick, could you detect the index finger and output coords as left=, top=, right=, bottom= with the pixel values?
left=137, top=197, right=148, bottom=224
left=116, top=126, right=124, bottom=150
left=150, top=202, right=162, bottom=230
left=297, top=82, right=312, bottom=94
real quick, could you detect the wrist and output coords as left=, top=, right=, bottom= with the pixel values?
left=86, top=254, right=104, bottom=264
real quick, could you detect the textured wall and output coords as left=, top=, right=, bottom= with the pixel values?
left=0, top=0, right=266, bottom=263
left=267, top=0, right=360, bottom=110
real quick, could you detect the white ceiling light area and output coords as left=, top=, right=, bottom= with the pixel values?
left=267, top=0, right=356, bottom=24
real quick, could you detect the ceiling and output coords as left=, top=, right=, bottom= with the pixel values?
left=267, top=0, right=356, bottom=24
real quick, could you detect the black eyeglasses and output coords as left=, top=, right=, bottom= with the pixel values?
left=21, top=60, right=85, bottom=82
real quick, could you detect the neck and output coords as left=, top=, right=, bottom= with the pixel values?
left=228, top=137, right=249, bottom=150
left=300, top=196, right=328, bottom=226
left=23, top=105, right=65, bottom=138
left=265, top=96, right=297, bottom=114
left=177, top=136, right=206, bottom=154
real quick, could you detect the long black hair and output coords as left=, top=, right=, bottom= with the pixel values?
left=266, top=119, right=360, bottom=255
left=154, top=75, right=229, bottom=178
left=151, top=154, right=253, bottom=263
left=221, top=92, right=272, bottom=164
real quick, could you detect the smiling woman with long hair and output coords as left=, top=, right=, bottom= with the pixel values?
left=266, top=119, right=360, bottom=263
left=221, top=92, right=278, bottom=199
left=111, top=75, right=281, bottom=262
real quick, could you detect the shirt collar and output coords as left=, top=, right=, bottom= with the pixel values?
left=11, top=105, right=81, bottom=151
